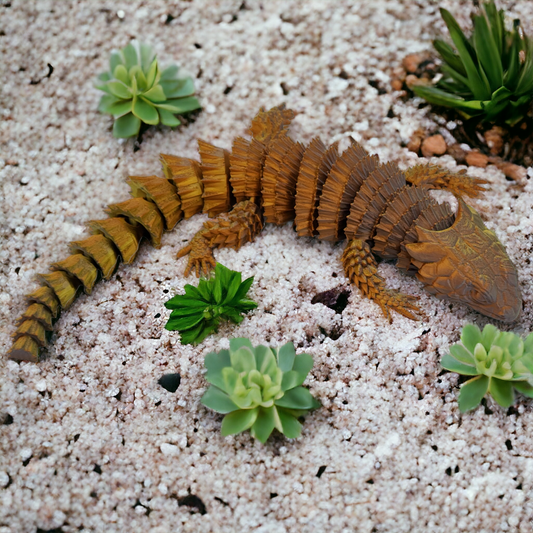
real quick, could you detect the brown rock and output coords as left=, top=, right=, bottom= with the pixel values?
left=484, top=126, right=506, bottom=155
left=407, top=129, right=425, bottom=154
left=403, top=53, right=422, bottom=73
left=446, top=143, right=467, bottom=164
left=466, top=151, right=489, bottom=168
left=488, top=156, right=527, bottom=184
left=405, top=74, right=431, bottom=90
left=421, top=134, right=447, bottom=158
left=392, top=66, right=406, bottom=81
left=391, top=79, right=404, bottom=91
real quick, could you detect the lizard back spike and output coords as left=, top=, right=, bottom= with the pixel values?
left=8, top=105, right=521, bottom=363
left=198, top=140, right=232, bottom=217
left=294, top=138, right=339, bottom=237
left=69, top=235, right=119, bottom=280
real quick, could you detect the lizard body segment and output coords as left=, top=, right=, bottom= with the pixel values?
left=8, top=106, right=521, bottom=362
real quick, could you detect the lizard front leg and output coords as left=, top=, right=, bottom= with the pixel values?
left=405, top=164, right=488, bottom=199
left=177, top=199, right=263, bottom=277
left=341, top=238, right=421, bottom=322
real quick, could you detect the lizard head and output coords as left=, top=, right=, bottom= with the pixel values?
left=405, top=197, right=521, bottom=322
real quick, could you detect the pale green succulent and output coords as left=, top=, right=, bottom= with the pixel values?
left=201, top=338, right=320, bottom=443
left=441, top=324, right=533, bottom=412
left=96, top=40, right=200, bottom=138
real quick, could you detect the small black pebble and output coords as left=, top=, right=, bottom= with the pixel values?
left=1, top=413, right=13, bottom=425
left=158, top=373, right=181, bottom=393
left=316, top=465, right=327, bottom=478
left=178, top=494, right=206, bottom=515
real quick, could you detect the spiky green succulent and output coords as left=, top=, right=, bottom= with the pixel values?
left=164, top=264, right=257, bottom=345
left=201, top=338, right=320, bottom=443
left=413, top=1, right=533, bottom=126
left=96, top=40, right=201, bottom=138
left=441, top=324, right=533, bottom=412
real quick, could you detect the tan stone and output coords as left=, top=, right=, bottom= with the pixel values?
left=446, top=143, right=467, bottom=164
left=402, top=53, right=422, bottom=73
left=484, top=126, right=506, bottom=155
left=488, top=156, right=527, bottom=184
left=406, top=129, right=425, bottom=154
left=421, top=134, right=447, bottom=158
left=391, top=79, right=404, bottom=91
left=466, top=151, right=489, bottom=168
left=405, top=74, right=431, bottom=89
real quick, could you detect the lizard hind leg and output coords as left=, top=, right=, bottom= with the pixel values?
left=177, top=199, right=263, bottom=277
left=341, top=238, right=421, bottom=322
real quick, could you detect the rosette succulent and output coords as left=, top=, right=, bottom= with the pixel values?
left=201, top=338, right=320, bottom=443
left=165, top=264, right=257, bottom=345
left=96, top=40, right=201, bottom=138
left=413, top=1, right=533, bottom=125
left=441, top=324, right=533, bottom=412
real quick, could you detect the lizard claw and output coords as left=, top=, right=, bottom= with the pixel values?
left=376, top=289, right=422, bottom=322
left=177, top=232, right=216, bottom=277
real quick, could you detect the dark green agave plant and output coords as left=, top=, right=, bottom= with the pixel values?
left=201, top=339, right=320, bottom=443
left=96, top=40, right=201, bottom=138
left=414, top=1, right=533, bottom=125
left=441, top=324, right=533, bottom=412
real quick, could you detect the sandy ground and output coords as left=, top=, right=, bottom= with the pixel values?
left=1, top=0, right=533, bottom=531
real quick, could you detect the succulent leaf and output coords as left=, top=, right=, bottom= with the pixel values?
left=109, top=100, right=133, bottom=118
left=162, top=78, right=196, bottom=98
left=112, top=113, right=141, bottom=138
left=107, top=80, right=132, bottom=99
left=276, top=407, right=303, bottom=439
left=201, top=339, right=319, bottom=442
left=160, top=64, right=180, bottom=80
left=230, top=338, right=254, bottom=352
left=276, top=342, right=296, bottom=372
left=450, top=343, right=476, bottom=364
left=143, top=85, right=167, bottom=103
left=113, top=64, right=129, bottom=85
left=441, top=353, right=478, bottom=375
left=96, top=40, right=200, bottom=138
left=97, top=94, right=121, bottom=114
left=133, top=98, right=159, bottom=125
left=489, top=377, right=514, bottom=407
left=251, top=407, right=277, bottom=443
left=221, top=408, right=259, bottom=436
left=165, top=96, right=202, bottom=114
left=158, top=108, right=181, bottom=127
left=275, top=387, right=320, bottom=410
left=442, top=323, right=533, bottom=411
left=458, top=375, right=490, bottom=412
left=513, top=381, right=533, bottom=397
left=109, top=51, right=122, bottom=73
left=201, top=386, right=240, bottom=414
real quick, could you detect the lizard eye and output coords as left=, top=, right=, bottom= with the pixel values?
left=469, top=289, right=494, bottom=306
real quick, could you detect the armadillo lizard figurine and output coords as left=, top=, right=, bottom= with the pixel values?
left=9, top=105, right=521, bottom=362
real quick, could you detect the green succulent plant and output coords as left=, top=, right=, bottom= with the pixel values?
left=441, top=324, right=533, bottom=412
left=96, top=40, right=201, bottom=138
left=413, top=1, right=533, bottom=126
left=201, top=338, right=320, bottom=443
left=164, top=263, right=257, bottom=345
